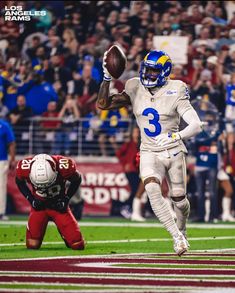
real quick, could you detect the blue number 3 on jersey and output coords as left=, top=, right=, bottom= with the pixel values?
left=142, top=108, right=162, bottom=137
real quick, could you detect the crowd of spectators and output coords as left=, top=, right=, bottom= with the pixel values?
left=0, top=1, right=235, bottom=221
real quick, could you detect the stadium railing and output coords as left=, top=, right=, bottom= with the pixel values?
left=11, top=117, right=133, bottom=156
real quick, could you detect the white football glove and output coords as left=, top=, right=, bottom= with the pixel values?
left=155, top=132, right=181, bottom=147
left=103, top=51, right=112, bottom=81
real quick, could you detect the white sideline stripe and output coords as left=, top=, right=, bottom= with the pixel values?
left=1, top=272, right=235, bottom=278
left=191, top=248, right=235, bottom=253
left=0, top=288, right=154, bottom=293
left=2, top=248, right=235, bottom=261
left=0, top=286, right=186, bottom=293
left=0, top=290, right=231, bottom=293
left=0, top=281, right=210, bottom=288
left=76, top=260, right=235, bottom=270
left=1, top=220, right=235, bottom=229
left=0, top=287, right=202, bottom=293
left=75, top=262, right=235, bottom=272
left=0, top=273, right=235, bottom=280
left=1, top=236, right=235, bottom=247
left=0, top=290, right=195, bottom=293
left=0, top=287, right=231, bottom=293
left=0, top=248, right=235, bottom=262
left=0, top=285, right=211, bottom=293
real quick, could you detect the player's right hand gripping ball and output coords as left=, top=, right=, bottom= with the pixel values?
left=104, top=45, right=127, bottom=80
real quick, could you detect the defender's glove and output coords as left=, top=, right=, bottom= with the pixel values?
left=103, top=51, right=112, bottom=81
left=54, top=196, right=70, bottom=213
left=32, top=199, right=45, bottom=211
left=155, top=132, right=181, bottom=147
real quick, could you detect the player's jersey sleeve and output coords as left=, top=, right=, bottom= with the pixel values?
left=54, top=155, right=77, bottom=179
left=16, top=157, right=33, bottom=180
left=175, top=82, right=193, bottom=117
left=124, top=77, right=139, bottom=104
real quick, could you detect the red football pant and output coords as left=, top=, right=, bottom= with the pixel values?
left=26, top=207, right=85, bottom=250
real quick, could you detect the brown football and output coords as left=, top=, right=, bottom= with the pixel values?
left=105, top=45, right=127, bottom=79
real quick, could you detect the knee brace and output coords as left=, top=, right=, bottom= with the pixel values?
left=171, top=187, right=185, bottom=199
left=171, top=195, right=186, bottom=202
left=171, top=196, right=190, bottom=216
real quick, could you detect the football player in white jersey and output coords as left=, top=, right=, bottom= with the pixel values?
left=97, top=50, right=202, bottom=256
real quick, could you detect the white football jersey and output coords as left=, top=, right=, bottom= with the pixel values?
left=125, top=78, right=193, bottom=152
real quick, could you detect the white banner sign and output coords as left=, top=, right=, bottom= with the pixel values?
left=153, top=36, right=189, bottom=64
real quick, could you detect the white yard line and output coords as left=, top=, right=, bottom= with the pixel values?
left=0, top=273, right=235, bottom=279
left=0, top=272, right=234, bottom=278
left=0, top=286, right=209, bottom=293
left=1, top=248, right=235, bottom=261
left=0, top=276, right=234, bottom=286
left=0, top=286, right=232, bottom=293
left=0, top=236, right=235, bottom=247
left=0, top=286, right=188, bottom=293
left=0, top=221, right=235, bottom=229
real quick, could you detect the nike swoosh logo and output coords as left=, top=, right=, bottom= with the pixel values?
left=173, top=151, right=181, bottom=156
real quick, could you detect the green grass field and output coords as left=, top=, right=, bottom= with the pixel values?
left=1, top=216, right=235, bottom=259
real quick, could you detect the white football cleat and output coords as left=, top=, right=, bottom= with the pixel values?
left=120, top=207, right=131, bottom=219
left=222, top=214, right=235, bottom=222
left=173, top=233, right=189, bottom=256
left=131, top=213, right=146, bottom=222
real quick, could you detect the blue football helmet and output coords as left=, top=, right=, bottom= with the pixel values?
left=140, top=50, right=172, bottom=88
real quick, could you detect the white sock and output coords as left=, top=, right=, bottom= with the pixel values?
left=222, top=197, right=232, bottom=216
left=165, top=197, right=177, bottom=219
left=205, top=198, right=210, bottom=222
left=172, top=197, right=190, bottom=234
left=145, top=182, right=180, bottom=237
left=132, top=198, right=142, bottom=216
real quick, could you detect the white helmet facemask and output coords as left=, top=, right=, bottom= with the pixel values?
left=29, top=154, right=57, bottom=189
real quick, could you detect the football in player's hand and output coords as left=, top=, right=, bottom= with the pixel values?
left=105, top=45, right=127, bottom=79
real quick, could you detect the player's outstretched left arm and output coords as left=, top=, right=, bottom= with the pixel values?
left=96, top=52, right=131, bottom=110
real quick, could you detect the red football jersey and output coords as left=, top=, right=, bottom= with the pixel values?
left=16, top=155, right=77, bottom=201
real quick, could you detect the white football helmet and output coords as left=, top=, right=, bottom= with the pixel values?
left=29, top=154, right=57, bottom=189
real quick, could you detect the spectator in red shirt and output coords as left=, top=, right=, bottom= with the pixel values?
left=74, top=64, right=99, bottom=116
left=41, top=101, right=60, bottom=130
